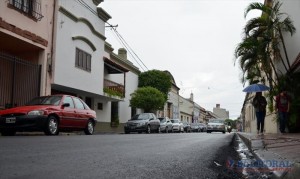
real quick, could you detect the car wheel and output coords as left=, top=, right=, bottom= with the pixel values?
left=223, top=131, right=226, bottom=134
left=165, top=127, right=168, bottom=133
left=125, top=130, right=130, bottom=134
left=147, top=125, right=151, bottom=134
left=44, top=116, right=59, bottom=135
left=1, top=130, right=16, bottom=136
left=84, top=120, right=94, bottom=135
left=207, top=131, right=211, bottom=133
left=157, top=126, right=160, bottom=133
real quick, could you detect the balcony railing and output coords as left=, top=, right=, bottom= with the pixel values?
left=8, top=0, right=44, bottom=21
left=103, top=79, right=125, bottom=98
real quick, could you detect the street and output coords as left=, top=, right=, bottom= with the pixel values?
left=0, top=133, right=243, bottom=179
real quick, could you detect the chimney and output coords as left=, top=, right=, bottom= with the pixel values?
left=216, top=104, right=220, bottom=108
left=190, top=92, right=194, bottom=101
left=118, top=48, right=127, bottom=60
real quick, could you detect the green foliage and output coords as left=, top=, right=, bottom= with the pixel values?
left=130, top=87, right=166, bottom=112
left=138, top=70, right=172, bottom=99
left=224, top=119, right=238, bottom=129
left=103, top=87, right=123, bottom=98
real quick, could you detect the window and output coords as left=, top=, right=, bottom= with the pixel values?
left=9, top=0, right=43, bottom=20
left=63, top=96, right=75, bottom=108
left=75, top=48, right=91, bottom=72
left=97, top=103, right=103, bottom=110
left=73, top=97, right=85, bottom=109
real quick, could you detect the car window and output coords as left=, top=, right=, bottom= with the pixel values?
left=171, top=119, right=179, bottom=123
left=210, top=120, right=223, bottom=123
left=131, top=113, right=148, bottom=120
left=158, top=118, right=166, bottom=122
left=63, top=96, right=75, bottom=108
left=139, top=113, right=149, bottom=120
left=26, top=96, right=62, bottom=106
left=73, top=97, right=85, bottom=109
left=81, top=100, right=90, bottom=110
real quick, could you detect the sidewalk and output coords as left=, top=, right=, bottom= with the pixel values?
left=237, top=132, right=300, bottom=179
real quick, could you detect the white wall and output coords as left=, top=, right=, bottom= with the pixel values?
left=53, top=0, right=105, bottom=95
left=107, top=71, right=139, bottom=123
left=277, top=0, right=300, bottom=73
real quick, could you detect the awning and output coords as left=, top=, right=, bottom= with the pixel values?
left=103, top=57, right=129, bottom=74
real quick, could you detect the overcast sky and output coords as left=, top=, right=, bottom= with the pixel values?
left=101, top=0, right=263, bottom=119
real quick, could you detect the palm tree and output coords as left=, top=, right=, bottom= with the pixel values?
left=244, top=0, right=296, bottom=75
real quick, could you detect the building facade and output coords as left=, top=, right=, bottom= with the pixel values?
left=0, top=0, right=55, bottom=109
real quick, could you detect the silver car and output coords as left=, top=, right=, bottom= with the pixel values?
left=171, top=119, right=184, bottom=133
left=158, top=117, right=173, bottom=133
left=124, top=113, right=160, bottom=134
left=207, top=119, right=226, bottom=134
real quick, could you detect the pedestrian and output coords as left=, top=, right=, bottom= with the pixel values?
left=276, top=90, right=290, bottom=133
left=252, top=92, right=267, bottom=135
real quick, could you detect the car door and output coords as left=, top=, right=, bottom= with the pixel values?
left=60, top=96, right=77, bottom=128
left=72, top=97, right=88, bottom=128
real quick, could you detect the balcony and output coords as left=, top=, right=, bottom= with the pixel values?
left=8, top=0, right=44, bottom=21
left=103, top=79, right=125, bottom=98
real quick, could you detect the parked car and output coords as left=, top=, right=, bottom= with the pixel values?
left=124, top=113, right=160, bottom=134
left=0, top=95, right=97, bottom=136
left=170, top=119, right=184, bottom=133
left=207, top=119, right=226, bottom=134
left=198, top=123, right=207, bottom=132
left=182, top=121, right=191, bottom=132
left=158, top=117, right=173, bottom=133
left=190, top=123, right=201, bottom=132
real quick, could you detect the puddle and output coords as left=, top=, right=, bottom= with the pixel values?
left=233, top=135, right=273, bottom=179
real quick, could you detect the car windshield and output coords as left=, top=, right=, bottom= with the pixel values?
left=209, top=119, right=224, bottom=123
left=26, top=96, right=62, bottom=106
left=158, top=118, right=166, bottom=122
left=131, top=114, right=149, bottom=120
left=171, top=119, right=179, bottom=123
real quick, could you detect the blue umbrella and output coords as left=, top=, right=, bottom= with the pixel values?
left=243, top=84, right=270, bottom=92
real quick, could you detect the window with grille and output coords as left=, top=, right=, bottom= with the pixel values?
left=75, top=48, right=91, bottom=72
left=9, top=0, right=43, bottom=21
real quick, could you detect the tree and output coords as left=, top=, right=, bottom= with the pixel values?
left=236, top=0, right=300, bottom=131
left=235, top=0, right=296, bottom=92
left=130, top=87, right=165, bottom=112
left=138, top=70, right=172, bottom=100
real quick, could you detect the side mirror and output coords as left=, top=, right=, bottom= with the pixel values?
left=62, top=103, right=70, bottom=108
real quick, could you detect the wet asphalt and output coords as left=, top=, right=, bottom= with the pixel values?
left=0, top=132, right=248, bottom=179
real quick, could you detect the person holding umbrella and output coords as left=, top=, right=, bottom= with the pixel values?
left=243, top=83, right=270, bottom=135
left=252, top=92, right=267, bottom=135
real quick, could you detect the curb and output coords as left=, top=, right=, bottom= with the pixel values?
left=237, top=132, right=299, bottom=179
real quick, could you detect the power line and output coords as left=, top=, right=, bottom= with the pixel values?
left=110, top=28, right=147, bottom=71
left=113, top=29, right=149, bottom=71
left=73, top=1, right=149, bottom=72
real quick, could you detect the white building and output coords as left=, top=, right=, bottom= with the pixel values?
left=213, top=104, right=229, bottom=119
left=51, top=0, right=139, bottom=132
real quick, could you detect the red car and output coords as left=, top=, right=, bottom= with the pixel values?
left=0, top=95, right=97, bottom=136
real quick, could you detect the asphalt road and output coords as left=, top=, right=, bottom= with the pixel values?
left=0, top=132, right=243, bottom=179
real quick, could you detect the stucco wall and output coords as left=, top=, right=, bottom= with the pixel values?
left=279, top=0, right=300, bottom=71
left=53, top=0, right=105, bottom=95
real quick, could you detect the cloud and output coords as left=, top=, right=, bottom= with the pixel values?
left=102, top=0, right=263, bottom=118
